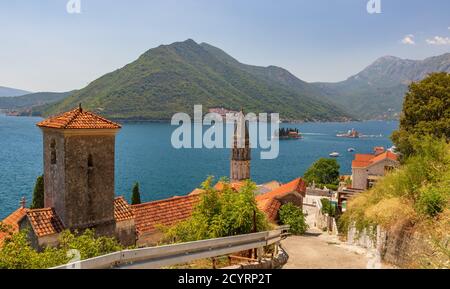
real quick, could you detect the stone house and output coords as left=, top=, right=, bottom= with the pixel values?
left=351, top=147, right=399, bottom=190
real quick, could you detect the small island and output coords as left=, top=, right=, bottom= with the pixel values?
left=275, top=128, right=302, bottom=140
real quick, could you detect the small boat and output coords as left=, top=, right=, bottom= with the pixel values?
left=347, top=148, right=356, bottom=152
left=329, top=152, right=340, bottom=158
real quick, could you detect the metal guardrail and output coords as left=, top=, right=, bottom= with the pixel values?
left=52, top=226, right=290, bottom=269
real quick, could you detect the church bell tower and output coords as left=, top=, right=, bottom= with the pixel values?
left=230, top=109, right=251, bottom=182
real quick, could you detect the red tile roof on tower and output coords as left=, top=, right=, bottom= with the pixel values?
left=37, top=106, right=121, bottom=129
left=131, top=195, right=200, bottom=235
left=352, top=151, right=398, bottom=168
left=26, top=208, right=65, bottom=238
left=114, top=197, right=134, bottom=222
left=0, top=207, right=28, bottom=244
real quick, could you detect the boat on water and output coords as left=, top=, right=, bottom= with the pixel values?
left=347, top=148, right=356, bottom=152
left=337, top=129, right=360, bottom=139
left=329, top=152, right=340, bottom=158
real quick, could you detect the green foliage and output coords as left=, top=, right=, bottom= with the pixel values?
left=320, top=198, right=337, bottom=217
left=392, top=73, right=450, bottom=159
left=304, top=158, right=340, bottom=189
left=31, top=175, right=44, bottom=209
left=278, top=203, right=308, bottom=235
left=163, top=177, right=270, bottom=243
left=42, top=40, right=350, bottom=122
left=416, top=186, right=446, bottom=218
left=131, top=182, right=142, bottom=205
left=0, top=229, right=123, bottom=269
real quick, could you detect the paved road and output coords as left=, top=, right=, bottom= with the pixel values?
left=281, top=204, right=389, bottom=269
left=281, top=229, right=372, bottom=269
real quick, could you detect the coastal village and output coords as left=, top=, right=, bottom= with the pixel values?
left=0, top=105, right=400, bottom=267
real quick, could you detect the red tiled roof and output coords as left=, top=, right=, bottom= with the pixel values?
left=114, top=197, right=134, bottom=222
left=352, top=151, right=398, bottom=168
left=257, top=198, right=281, bottom=222
left=0, top=207, right=28, bottom=243
left=37, top=107, right=121, bottom=129
left=256, top=178, right=306, bottom=202
left=214, top=181, right=246, bottom=192
left=27, top=208, right=65, bottom=238
left=131, top=195, right=200, bottom=235
left=255, top=178, right=306, bottom=222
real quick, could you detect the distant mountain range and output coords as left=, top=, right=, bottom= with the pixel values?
left=4, top=40, right=450, bottom=121
left=314, top=53, right=450, bottom=119
left=0, top=86, right=30, bottom=97
left=41, top=39, right=350, bottom=122
left=0, top=91, right=73, bottom=112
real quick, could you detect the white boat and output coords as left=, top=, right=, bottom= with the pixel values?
left=347, top=148, right=356, bottom=152
left=329, top=152, right=340, bottom=158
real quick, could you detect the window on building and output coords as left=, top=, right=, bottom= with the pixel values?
left=50, top=139, right=56, bottom=165
left=88, top=154, right=94, bottom=168
left=385, top=166, right=394, bottom=174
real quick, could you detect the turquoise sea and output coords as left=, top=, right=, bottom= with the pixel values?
left=0, top=114, right=398, bottom=219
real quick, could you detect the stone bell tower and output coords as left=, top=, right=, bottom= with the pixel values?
left=37, top=105, right=121, bottom=235
left=230, top=109, right=251, bottom=182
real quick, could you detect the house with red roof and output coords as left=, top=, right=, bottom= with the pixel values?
left=351, top=147, right=399, bottom=190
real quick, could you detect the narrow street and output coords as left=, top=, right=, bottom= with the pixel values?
left=281, top=205, right=390, bottom=269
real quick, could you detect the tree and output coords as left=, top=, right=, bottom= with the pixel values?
left=31, top=175, right=44, bottom=209
left=392, top=72, right=450, bottom=159
left=304, top=158, right=340, bottom=189
left=131, top=182, right=141, bottom=205
left=163, top=177, right=270, bottom=243
left=279, top=203, right=308, bottom=235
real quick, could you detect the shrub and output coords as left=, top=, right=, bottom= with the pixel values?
left=416, top=187, right=447, bottom=218
left=320, top=198, right=337, bottom=217
left=279, top=203, right=308, bottom=235
left=0, top=229, right=124, bottom=269
left=163, top=177, right=270, bottom=243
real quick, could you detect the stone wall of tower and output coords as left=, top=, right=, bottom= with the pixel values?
left=230, top=160, right=251, bottom=182
left=43, top=129, right=116, bottom=234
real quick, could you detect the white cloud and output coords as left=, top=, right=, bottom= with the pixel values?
left=426, top=36, right=450, bottom=45
left=401, top=34, right=415, bottom=45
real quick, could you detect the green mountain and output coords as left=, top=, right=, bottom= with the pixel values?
left=314, top=53, right=450, bottom=119
left=43, top=39, right=351, bottom=122
left=0, top=86, right=30, bottom=97
left=0, top=91, right=73, bottom=110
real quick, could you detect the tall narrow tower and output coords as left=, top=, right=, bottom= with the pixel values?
left=230, top=109, right=251, bottom=182
left=37, top=105, right=121, bottom=235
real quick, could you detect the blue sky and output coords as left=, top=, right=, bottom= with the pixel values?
left=1, top=0, right=449, bottom=92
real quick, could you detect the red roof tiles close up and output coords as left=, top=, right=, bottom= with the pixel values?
left=37, top=106, right=121, bottom=130
left=27, top=208, right=65, bottom=238
left=131, top=195, right=200, bottom=235
left=114, top=197, right=134, bottom=222
left=352, top=151, right=398, bottom=168
left=0, top=207, right=28, bottom=243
